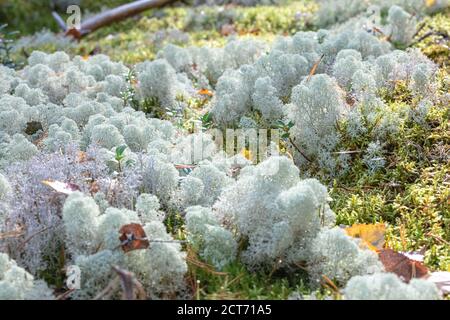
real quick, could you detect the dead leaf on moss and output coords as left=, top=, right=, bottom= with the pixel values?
left=118, top=223, right=149, bottom=253
left=345, top=223, right=386, bottom=252
left=198, top=88, right=214, bottom=97
left=379, top=249, right=429, bottom=282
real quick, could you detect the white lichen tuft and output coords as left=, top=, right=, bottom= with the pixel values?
left=344, top=273, right=441, bottom=300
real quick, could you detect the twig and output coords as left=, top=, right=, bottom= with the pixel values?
left=331, top=150, right=362, bottom=155
left=94, top=276, right=120, bottom=300
left=56, top=288, right=75, bottom=300
left=54, top=0, right=177, bottom=38
left=306, top=54, right=324, bottom=82
left=112, top=265, right=147, bottom=300
left=409, top=30, right=449, bottom=47
left=51, top=11, right=67, bottom=31
left=18, top=225, right=56, bottom=251
left=288, top=137, right=312, bottom=162
left=321, top=275, right=339, bottom=293
left=426, top=232, right=450, bottom=246
left=412, top=22, right=427, bottom=39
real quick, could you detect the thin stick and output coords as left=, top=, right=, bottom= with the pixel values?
left=18, top=225, right=55, bottom=251
left=306, top=54, right=325, bottom=82
left=51, top=11, right=67, bottom=31
left=288, top=137, right=312, bottom=162
left=55, top=0, right=176, bottom=38
left=56, top=288, right=75, bottom=300
left=94, top=276, right=120, bottom=300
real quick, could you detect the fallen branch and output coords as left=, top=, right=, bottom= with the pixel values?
left=53, top=0, right=176, bottom=39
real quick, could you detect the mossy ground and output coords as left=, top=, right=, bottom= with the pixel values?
left=3, top=1, right=449, bottom=299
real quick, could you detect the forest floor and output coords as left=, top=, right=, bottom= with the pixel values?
left=2, top=1, right=449, bottom=299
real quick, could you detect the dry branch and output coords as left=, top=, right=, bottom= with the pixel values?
left=53, top=0, right=176, bottom=39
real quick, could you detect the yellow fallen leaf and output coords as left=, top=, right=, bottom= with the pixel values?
left=240, top=148, right=252, bottom=161
left=425, top=0, right=436, bottom=7
left=345, top=223, right=386, bottom=252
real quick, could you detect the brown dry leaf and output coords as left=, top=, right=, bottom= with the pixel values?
left=119, top=223, right=149, bottom=253
left=174, top=164, right=196, bottom=170
left=379, top=249, right=429, bottom=282
left=89, top=180, right=100, bottom=195
left=76, top=151, right=88, bottom=163
left=65, top=27, right=82, bottom=40
left=42, top=180, right=81, bottom=194
left=220, top=24, right=236, bottom=36
left=345, top=223, right=386, bottom=252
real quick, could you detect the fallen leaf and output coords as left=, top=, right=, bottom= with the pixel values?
left=42, top=180, right=80, bottom=194
left=345, top=223, right=386, bottom=252
left=240, top=148, right=253, bottom=161
left=379, top=249, right=429, bottom=282
left=76, top=151, right=88, bottom=163
left=65, top=27, right=82, bottom=40
left=119, top=223, right=149, bottom=253
left=425, top=0, right=437, bottom=7
left=198, top=88, right=214, bottom=97
left=174, top=164, right=196, bottom=170
left=220, top=24, right=236, bottom=36
left=89, top=180, right=100, bottom=195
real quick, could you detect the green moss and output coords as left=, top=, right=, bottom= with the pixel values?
left=414, top=8, right=450, bottom=69
left=3, top=0, right=450, bottom=299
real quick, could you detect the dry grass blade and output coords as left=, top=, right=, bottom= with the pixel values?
left=94, top=276, right=121, bottom=300
left=112, top=265, right=147, bottom=300
left=306, top=54, right=325, bottom=82
left=321, top=275, right=339, bottom=293
left=0, top=226, right=25, bottom=240
left=18, top=225, right=56, bottom=251
left=186, top=247, right=228, bottom=276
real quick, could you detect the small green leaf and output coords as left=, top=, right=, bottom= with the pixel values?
left=125, top=159, right=135, bottom=167
left=115, top=145, right=127, bottom=159
left=202, top=112, right=212, bottom=124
